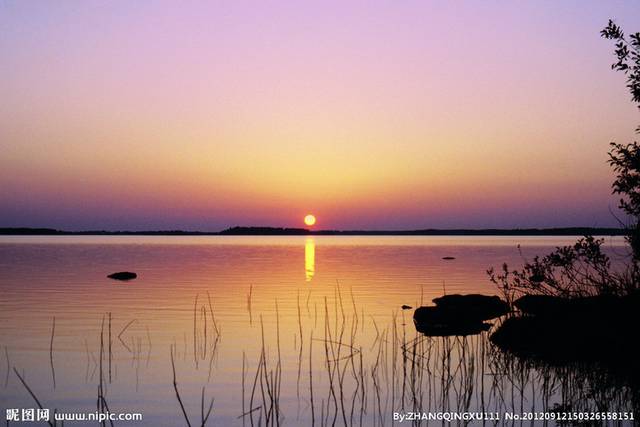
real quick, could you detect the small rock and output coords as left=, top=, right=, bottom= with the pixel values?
left=442, top=256, right=456, bottom=260
left=108, top=271, right=137, bottom=281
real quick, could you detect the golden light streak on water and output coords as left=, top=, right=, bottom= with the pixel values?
left=305, top=237, right=315, bottom=281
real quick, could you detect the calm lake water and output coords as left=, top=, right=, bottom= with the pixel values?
left=0, top=235, right=633, bottom=426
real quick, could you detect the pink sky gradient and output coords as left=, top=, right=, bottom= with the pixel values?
left=1, top=1, right=639, bottom=230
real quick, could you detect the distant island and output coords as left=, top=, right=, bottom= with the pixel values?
left=0, top=226, right=628, bottom=236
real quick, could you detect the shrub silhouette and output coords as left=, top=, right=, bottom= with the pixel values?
left=489, top=21, right=640, bottom=298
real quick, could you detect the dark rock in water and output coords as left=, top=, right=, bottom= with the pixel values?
left=413, top=294, right=509, bottom=337
left=491, top=316, right=583, bottom=363
left=514, top=294, right=564, bottom=316
left=493, top=293, right=640, bottom=365
left=442, top=256, right=456, bottom=260
left=414, top=306, right=460, bottom=325
left=431, top=294, right=509, bottom=321
left=490, top=314, right=634, bottom=364
left=108, top=271, right=137, bottom=281
left=401, top=305, right=412, bottom=310
left=416, top=321, right=491, bottom=337
left=514, top=294, right=620, bottom=318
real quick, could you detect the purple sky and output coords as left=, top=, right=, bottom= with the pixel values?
left=1, top=1, right=639, bottom=230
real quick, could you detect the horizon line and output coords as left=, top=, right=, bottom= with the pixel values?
left=0, top=226, right=628, bottom=237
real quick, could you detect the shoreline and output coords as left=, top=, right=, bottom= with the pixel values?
left=0, top=226, right=628, bottom=237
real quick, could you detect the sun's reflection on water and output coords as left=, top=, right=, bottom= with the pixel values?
left=305, top=237, right=315, bottom=281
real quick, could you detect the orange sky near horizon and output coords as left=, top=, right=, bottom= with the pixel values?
left=1, top=1, right=639, bottom=230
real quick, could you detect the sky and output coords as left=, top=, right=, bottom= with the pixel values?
left=1, top=1, right=639, bottom=231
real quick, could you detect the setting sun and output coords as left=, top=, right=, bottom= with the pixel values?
left=304, top=214, right=316, bottom=227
